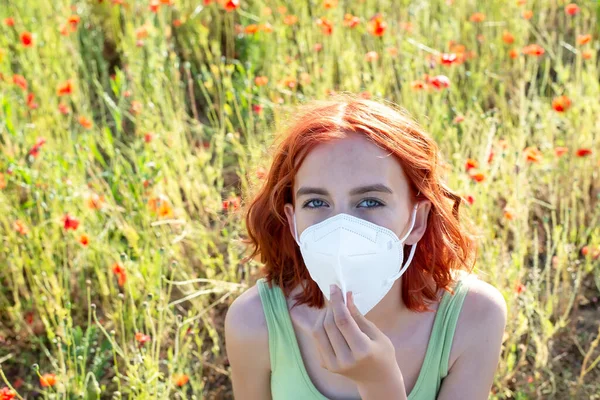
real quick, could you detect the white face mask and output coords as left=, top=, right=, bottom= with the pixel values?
left=293, top=203, right=420, bottom=315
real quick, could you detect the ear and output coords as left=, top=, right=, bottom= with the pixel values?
left=405, top=200, right=432, bottom=245
left=283, top=203, right=297, bottom=241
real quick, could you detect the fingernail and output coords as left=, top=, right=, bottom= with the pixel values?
left=329, top=284, right=336, bottom=295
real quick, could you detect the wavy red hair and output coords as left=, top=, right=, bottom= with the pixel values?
left=241, top=94, right=480, bottom=312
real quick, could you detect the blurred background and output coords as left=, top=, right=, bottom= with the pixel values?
left=0, top=0, right=599, bottom=398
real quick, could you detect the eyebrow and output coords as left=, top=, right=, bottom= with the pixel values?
left=296, top=184, right=394, bottom=198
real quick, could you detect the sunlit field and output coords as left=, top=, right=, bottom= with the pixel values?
left=0, top=0, right=599, bottom=398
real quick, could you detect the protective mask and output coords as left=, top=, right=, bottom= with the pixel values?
left=293, top=203, right=420, bottom=315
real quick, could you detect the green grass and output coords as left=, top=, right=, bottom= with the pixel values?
left=0, top=0, right=599, bottom=398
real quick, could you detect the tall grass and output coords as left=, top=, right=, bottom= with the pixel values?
left=0, top=0, right=598, bottom=398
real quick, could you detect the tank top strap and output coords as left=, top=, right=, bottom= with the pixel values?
left=435, top=272, right=474, bottom=378
left=256, top=278, right=296, bottom=372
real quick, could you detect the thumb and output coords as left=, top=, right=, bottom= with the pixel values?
left=347, top=292, right=379, bottom=340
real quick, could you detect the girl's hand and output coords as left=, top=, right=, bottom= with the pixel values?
left=312, top=284, right=407, bottom=396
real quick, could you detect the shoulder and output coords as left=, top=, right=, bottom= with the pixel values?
left=454, top=275, right=507, bottom=355
left=224, top=283, right=270, bottom=368
left=436, top=276, right=508, bottom=398
left=461, top=276, right=507, bottom=325
left=225, top=283, right=273, bottom=398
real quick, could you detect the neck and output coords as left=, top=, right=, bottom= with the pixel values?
left=363, top=278, right=411, bottom=333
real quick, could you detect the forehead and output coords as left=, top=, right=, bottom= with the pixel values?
left=294, top=133, right=410, bottom=194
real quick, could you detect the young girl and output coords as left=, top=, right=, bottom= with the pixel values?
left=225, top=96, right=507, bottom=399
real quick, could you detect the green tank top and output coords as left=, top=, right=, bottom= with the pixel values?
left=257, top=273, right=473, bottom=400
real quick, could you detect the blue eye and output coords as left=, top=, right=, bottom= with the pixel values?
left=303, top=199, right=327, bottom=209
left=302, top=198, right=384, bottom=209
left=358, top=198, right=384, bottom=208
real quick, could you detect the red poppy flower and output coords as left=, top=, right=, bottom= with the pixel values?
left=522, top=10, right=533, bottom=20
left=172, top=374, right=189, bottom=387
left=465, top=158, right=479, bottom=171
left=63, top=213, right=80, bottom=230
left=252, top=104, right=263, bottom=114
left=576, top=34, right=591, bottom=45
left=554, top=147, right=568, bottom=157
left=551, top=95, right=571, bottom=112
left=469, top=171, right=486, bottom=182
left=144, top=133, right=153, bottom=143
left=464, top=195, right=475, bottom=205
left=427, top=75, right=451, bottom=90
left=135, top=332, right=151, bottom=345
left=149, top=0, right=160, bottom=12
left=453, top=115, right=465, bottom=124
left=57, top=80, right=74, bottom=96
left=13, top=220, right=29, bottom=236
left=323, top=0, right=337, bottom=9
left=20, top=32, right=33, bottom=47
left=367, top=14, right=386, bottom=36
left=79, top=234, right=90, bottom=246
left=515, top=283, right=526, bottom=294
left=575, top=148, right=592, bottom=157
left=4, top=17, right=15, bottom=27
left=29, top=137, right=47, bottom=158
left=440, top=53, right=458, bottom=65
left=316, top=17, right=333, bottom=35
left=522, top=44, right=545, bottom=56
left=565, top=3, right=579, bottom=16
left=0, top=173, right=6, bottom=190
left=26, top=92, right=38, bottom=109
left=0, top=386, right=17, bottom=399
left=78, top=116, right=93, bottom=129
left=112, top=262, right=127, bottom=287
left=509, top=49, right=519, bottom=59
left=469, top=12, right=486, bottom=23
left=283, top=15, right=298, bottom=25
left=68, top=15, right=80, bottom=29
left=86, top=192, right=105, bottom=209
left=582, top=50, right=592, bottom=60
left=40, top=373, right=57, bottom=387
left=58, top=103, right=70, bottom=115
left=411, top=80, right=426, bottom=90
left=222, top=196, right=241, bottom=212
left=343, top=13, right=360, bottom=28
left=502, top=31, right=515, bottom=44
left=523, top=147, right=543, bottom=163
left=222, top=0, right=239, bottom=12
left=12, top=74, right=27, bottom=91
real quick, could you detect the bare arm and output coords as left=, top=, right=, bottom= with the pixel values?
left=437, top=279, right=508, bottom=400
left=224, top=285, right=272, bottom=400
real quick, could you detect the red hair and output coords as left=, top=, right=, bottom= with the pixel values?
left=241, top=94, right=480, bottom=312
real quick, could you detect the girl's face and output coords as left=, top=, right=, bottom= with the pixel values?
left=284, top=133, right=431, bottom=245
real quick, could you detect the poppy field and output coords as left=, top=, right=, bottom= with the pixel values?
left=0, top=0, right=599, bottom=398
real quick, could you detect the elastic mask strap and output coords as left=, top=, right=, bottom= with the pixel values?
left=387, top=243, right=418, bottom=284
left=293, top=213, right=301, bottom=246
left=399, top=203, right=419, bottom=242
left=386, top=203, right=420, bottom=284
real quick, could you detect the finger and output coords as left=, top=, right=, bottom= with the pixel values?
left=323, top=296, right=352, bottom=365
left=330, top=285, right=369, bottom=353
left=348, top=291, right=379, bottom=340
left=312, top=303, right=337, bottom=370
